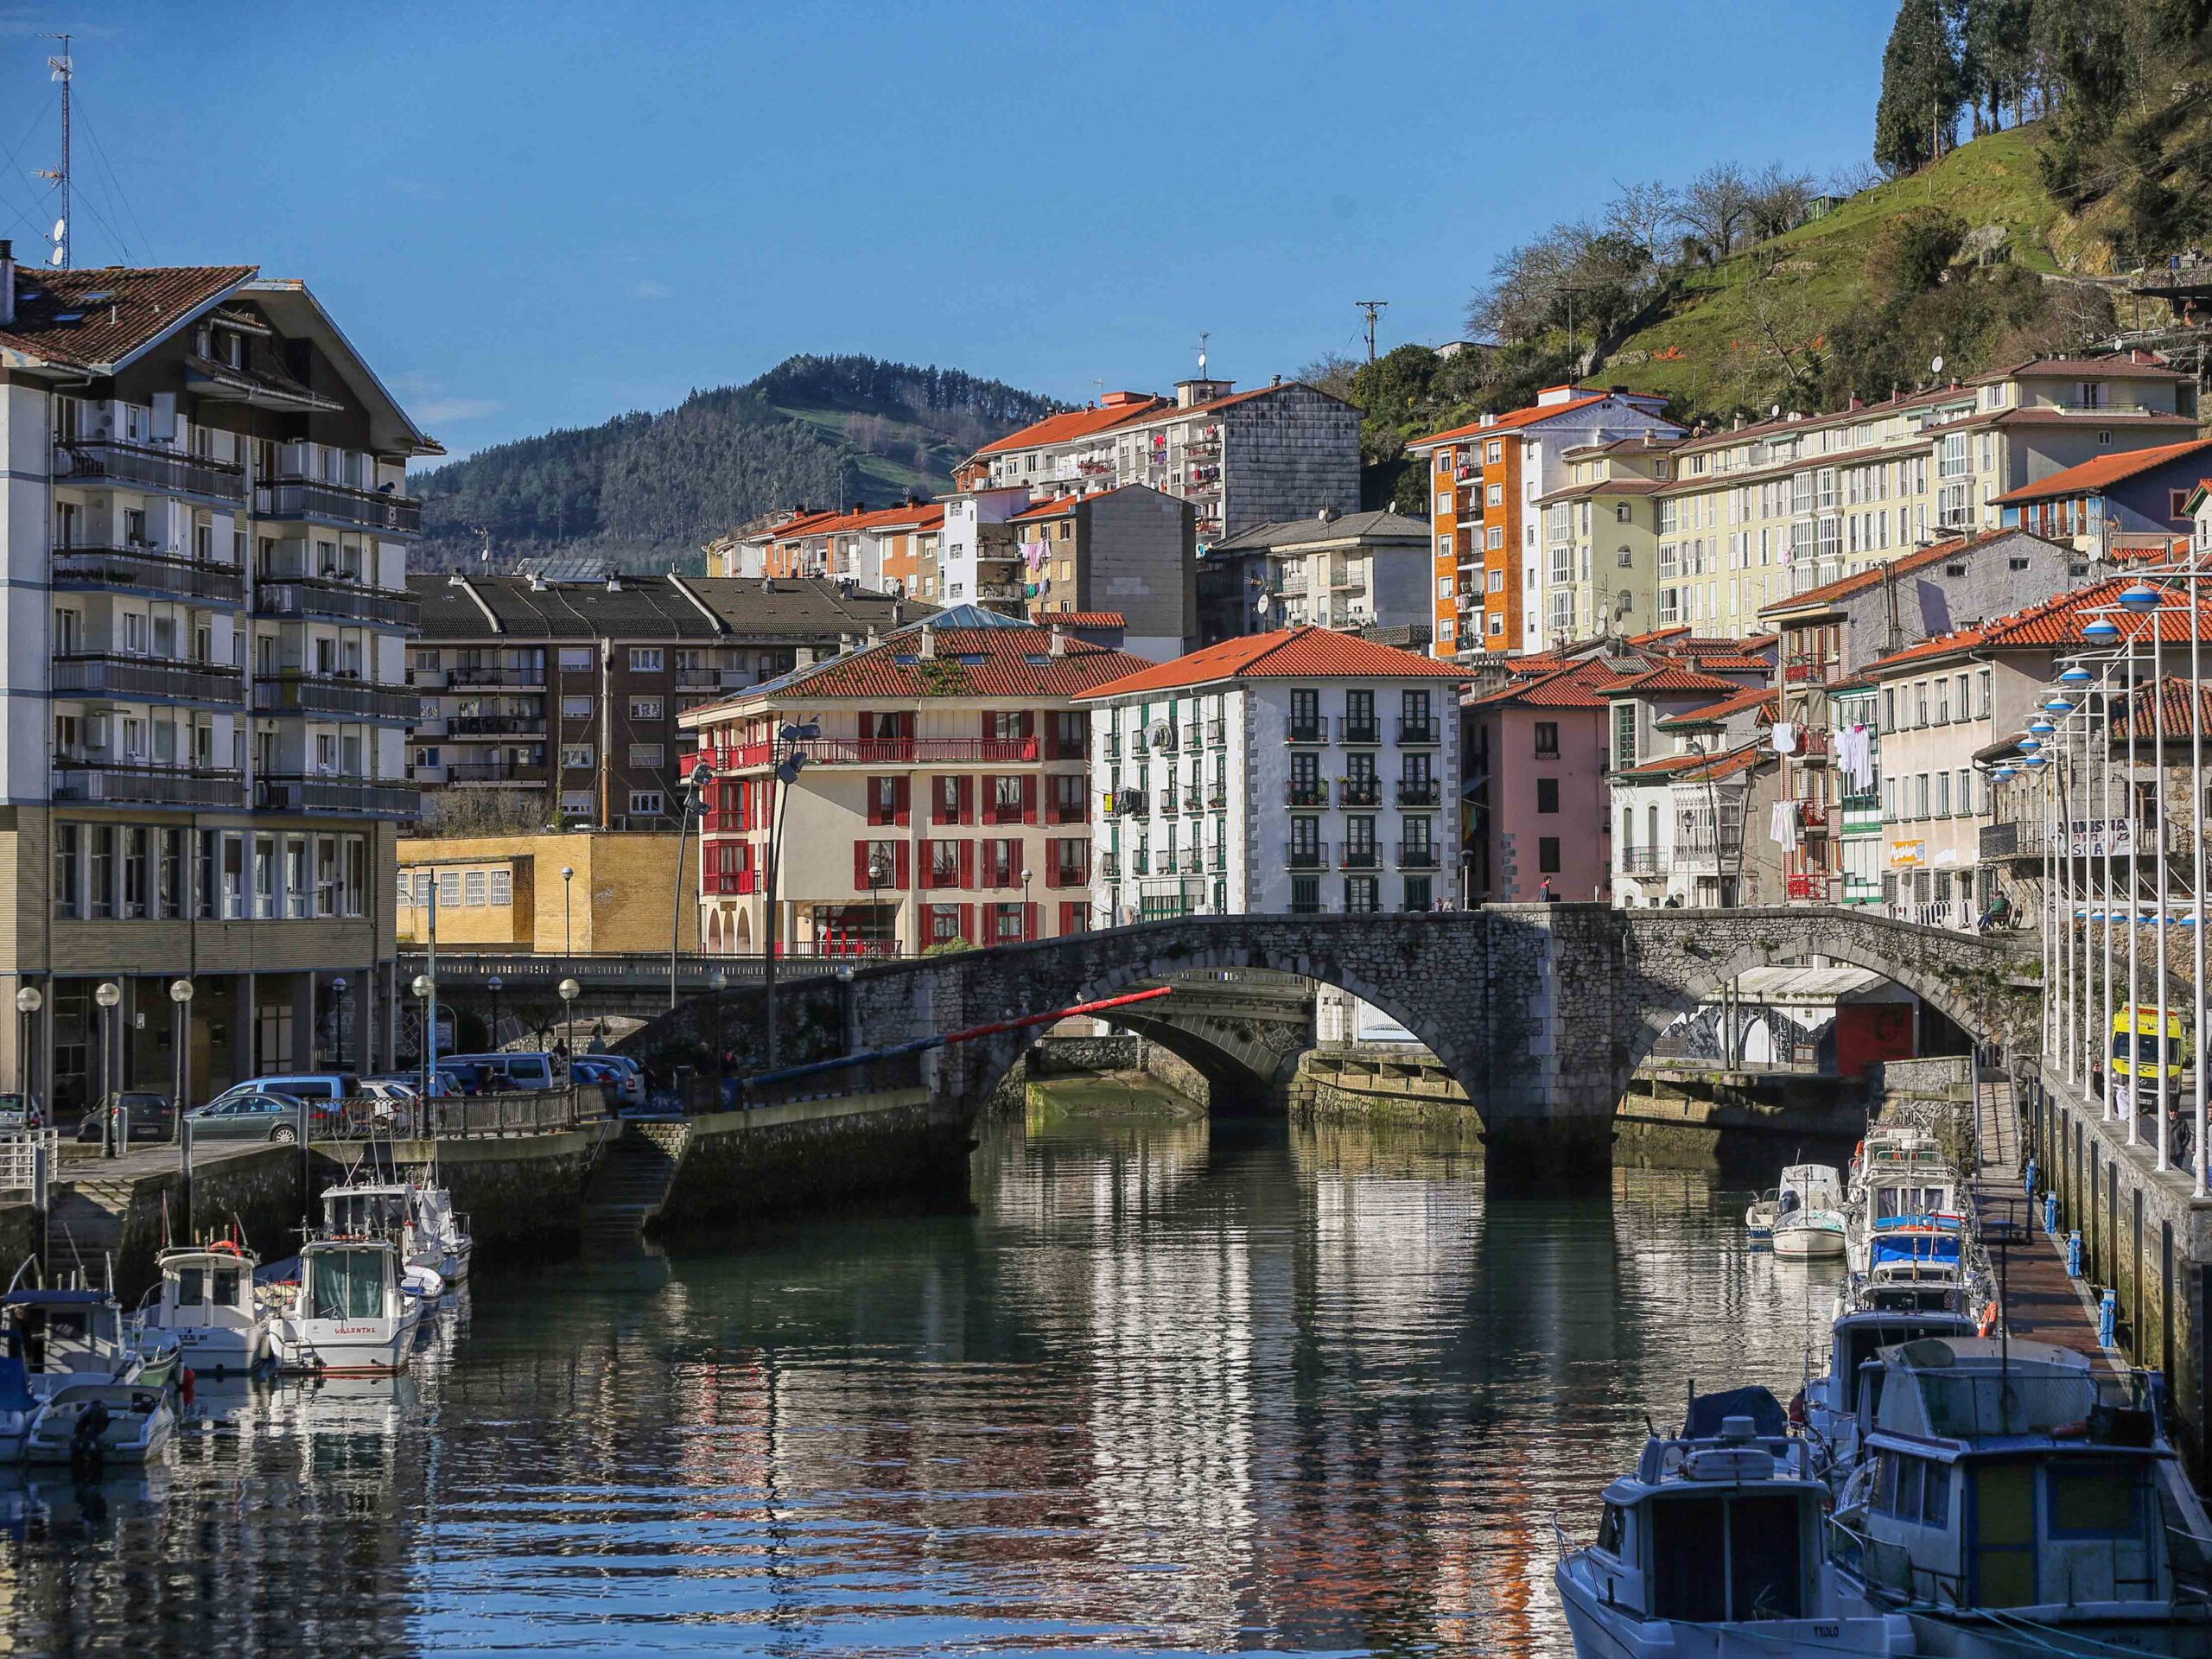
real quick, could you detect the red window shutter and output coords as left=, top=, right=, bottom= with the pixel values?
left=958, top=840, right=974, bottom=888
left=1060, top=900, right=1083, bottom=936
left=957, top=776, right=974, bottom=824
left=960, top=903, right=975, bottom=944
left=893, top=777, right=911, bottom=825
left=854, top=841, right=869, bottom=893
left=1021, top=775, right=1038, bottom=824
left=1026, top=901, right=1039, bottom=941
left=980, top=711, right=995, bottom=740
left=918, top=839, right=933, bottom=888
left=895, top=842, right=911, bottom=889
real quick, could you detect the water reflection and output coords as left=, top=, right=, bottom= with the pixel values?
left=0, top=1112, right=1837, bottom=1656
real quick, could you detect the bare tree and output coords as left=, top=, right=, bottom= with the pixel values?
left=1745, top=163, right=1817, bottom=243
left=1296, top=351, right=1362, bottom=402
left=1604, top=179, right=1678, bottom=265
left=1673, top=162, right=1756, bottom=260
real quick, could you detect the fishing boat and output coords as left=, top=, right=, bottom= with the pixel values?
left=321, top=1179, right=446, bottom=1299
left=1555, top=1383, right=1916, bottom=1656
left=1769, top=1164, right=1849, bottom=1259
left=22, top=1376, right=175, bottom=1467
left=266, top=1236, right=423, bottom=1376
left=1846, top=1128, right=1967, bottom=1275
left=1830, top=1335, right=2212, bottom=1653
left=2, top=1283, right=143, bottom=1389
left=1802, top=1306, right=1980, bottom=1484
left=132, top=1236, right=270, bottom=1374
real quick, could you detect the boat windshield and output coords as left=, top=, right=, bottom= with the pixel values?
left=173, top=1265, right=244, bottom=1308
left=1874, top=1186, right=1956, bottom=1219
left=306, top=1249, right=387, bottom=1321
left=1649, top=1492, right=1806, bottom=1621
left=1915, top=1369, right=2112, bottom=1438
left=326, top=1191, right=410, bottom=1236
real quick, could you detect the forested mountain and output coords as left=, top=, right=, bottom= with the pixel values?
left=412, top=355, right=1063, bottom=572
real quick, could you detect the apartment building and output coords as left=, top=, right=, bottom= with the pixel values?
left=1993, top=435, right=2212, bottom=559
left=1642, top=353, right=2197, bottom=643
left=0, top=249, right=438, bottom=1105
left=709, top=500, right=944, bottom=594
left=1198, top=511, right=1433, bottom=642
left=1534, top=435, right=1678, bottom=646
left=409, top=570, right=921, bottom=831
left=1609, top=741, right=1780, bottom=911
left=1757, top=528, right=2076, bottom=906
left=1853, top=578, right=2212, bottom=931
left=677, top=606, right=1138, bottom=955
left=956, top=375, right=1362, bottom=545
left=397, top=830, right=696, bottom=954
left=1075, top=629, right=1464, bottom=919
left=1002, top=486, right=1194, bottom=654
left=1403, top=386, right=1679, bottom=658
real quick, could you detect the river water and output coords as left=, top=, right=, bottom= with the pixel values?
left=3, top=1097, right=1838, bottom=1657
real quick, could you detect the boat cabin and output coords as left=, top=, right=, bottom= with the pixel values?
left=1775, top=1163, right=1843, bottom=1216
left=301, top=1241, right=401, bottom=1324
left=2, top=1288, right=126, bottom=1376
left=1840, top=1337, right=2176, bottom=1611
left=323, top=1185, right=414, bottom=1241
left=147, top=1247, right=257, bottom=1348
left=1586, top=1389, right=1828, bottom=1622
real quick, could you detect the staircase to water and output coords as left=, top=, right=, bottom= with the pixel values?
left=580, top=1122, right=692, bottom=1240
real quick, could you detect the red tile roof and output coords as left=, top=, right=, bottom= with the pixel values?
left=0, top=263, right=257, bottom=372
left=1611, top=741, right=1769, bottom=783
left=1866, top=576, right=2212, bottom=671
left=1468, top=658, right=1621, bottom=709
left=1756, top=533, right=2025, bottom=615
left=1992, top=437, right=2212, bottom=506
left=1599, top=665, right=1751, bottom=697
left=2109, top=676, right=2212, bottom=741
left=1405, top=394, right=1615, bottom=450
left=975, top=398, right=1169, bottom=457
left=701, top=618, right=1147, bottom=704
left=1077, top=626, right=1464, bottom=700
left=1052, top=612, right=1126, bottom=628
left=1656, top=685, right=1780, bottom=726
left=1682, top=652, right=1780, bottom=672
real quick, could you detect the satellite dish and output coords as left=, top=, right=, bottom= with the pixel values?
left=50, top=218, right=64, bottom=243
left=1770, top=404, right=1781, bottom=418
left=1930, top=354, right=1945, bottom=376
left=47, top=246, right=64, bottom=268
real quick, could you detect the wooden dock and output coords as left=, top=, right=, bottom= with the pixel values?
left=1968, top=1072, right=2113, bottom=1366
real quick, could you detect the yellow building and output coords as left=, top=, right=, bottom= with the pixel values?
left=397, top=832, right=698, bottom=956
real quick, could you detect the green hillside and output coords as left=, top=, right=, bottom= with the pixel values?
left=413, top=355, right=1063, bottom=574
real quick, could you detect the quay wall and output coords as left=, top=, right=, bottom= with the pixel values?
left=656, top=1088, right=969, bottom=1230
left=1030, top=1036, right=1141, bottom=1074
left=2026, top=1065, right=2212, bottom=1476
left=87, top=1147, right=305, bottom=1299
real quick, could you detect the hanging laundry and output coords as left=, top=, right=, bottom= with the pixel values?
left=1768, top=799, right=1801, bottom=849
left=1771, top=722, right=1798, bottom=755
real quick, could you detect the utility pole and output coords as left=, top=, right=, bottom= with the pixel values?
left=35, top=35, right=70, bottom=269
left=1356, top=301, right=1389, bottom=365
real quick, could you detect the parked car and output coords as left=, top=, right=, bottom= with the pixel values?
left=0, top=1092, right=45, bottom=1131
left=571, top=1057, right=645, bottom=1109
left=204, top=1073, right=361, bottom=1110
left=74, top=1092, right=176, bottom=1144
left=182, top=1091, right=340, bottom=1144
left=440, top=1052, right=563, bottom=1092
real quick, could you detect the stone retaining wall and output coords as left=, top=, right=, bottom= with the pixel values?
left=657, top=1090, right=968, bottom=1230
left=1031, top=1036, right=1141, bottom=1074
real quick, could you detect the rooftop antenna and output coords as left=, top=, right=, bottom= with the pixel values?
left=1357, top=300, right=1389, bottom=365
left=34, top=34, right=70, bottom=269
left=1196, top=331, right=1211, bottom=375
left=1092, top=377, right=1103, bottom=406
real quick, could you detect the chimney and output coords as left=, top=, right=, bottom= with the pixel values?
left=1730, top=414, right=1744, bottom=431
left=0, top=239, right=12, bottom=328
left=1271, top=373, right=1281, bottom=386
left=918, top=625, right=938, bottom=659
left=1048, top=625, right=1069, bottom=657
left=1848, top=394, right=1864, bottom=410
left=891, top=599, right=906, bottom=627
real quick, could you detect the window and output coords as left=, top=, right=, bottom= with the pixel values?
left=1976, top=668, right=1992, bottom=719
left=629, top=743, right=664, bottom=768
left=1403, top=875, right=1433, bottom=912
left=1344, top=876, right=1380, bottom=914
left=88, top=826, right=115, bottom=919
left=562, top=696, right=593, bottom=720
left=1487, top=569, right=1504, bottom=593
left=562, top=744, right=593, bottom=769
left=629, top=790, right=665, bottom=817
left=52, top=823, right=79, bottom=919
left=1538, top=836, right=1561, bottom=874
left=628, top=649, right=664, bottom=672
left=1537, top=778, right=1560, bottom=814
left=629, top=697, right=662, bottom=721
left=123, top=828, right=149, bottom=919
left=1613, top=703, right=1637, bottom=769
left=1487, top=441, right=1502, bottom=465
left=1935, top=772, right=1951, bottom=817
left=1534, top=721, right=1559, bottom=757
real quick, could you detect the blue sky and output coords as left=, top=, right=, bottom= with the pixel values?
left=0, top=3, right=1891, bottom=462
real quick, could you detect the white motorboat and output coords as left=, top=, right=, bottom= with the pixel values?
left=1555, top=1383, right=1916, bottom=1656
left=266, top=1236, right=423, bottom=1376
left=1831, top=1335, right=2212, bottom=1653
left=22, top=1376, right=175, bottom=1467
left=1802, top=1306, right=1978, bottom=1484
left=1769, top=1163, right=1848, bottom=1259
left=132, top=1238, right=269, bottom=1374
left=322, top=1179, right=448, bottom=1299
left=2, top=1283, right=143, bottom=1391
left=1744, top=1189, right=1778, bottom=1237
left=1846, top=1128, right=1967, bottom=1275
left=410, top=1183, right=472, bottom=1284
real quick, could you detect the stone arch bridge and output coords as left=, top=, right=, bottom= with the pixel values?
left=825, top=904, right=2034, bottom=1185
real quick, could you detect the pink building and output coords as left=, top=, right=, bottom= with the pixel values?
left=1464, top=659, right=1618, bottom=903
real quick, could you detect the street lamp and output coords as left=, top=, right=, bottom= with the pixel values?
left=330, top=975, right=347, bottom=1071
left=14, top=986, right=40, bottom=1126
left=561, top=865, right=575, bottom=958
left=94, top=980, right=121, bottom=1158
left=709, top=969, right=728, bottom=1100
left=170, top=979, right=194, bottom=1226
left=486, top=975, right=503, bottom=1053
left=412, top=972, right=437, bottom=1106
left=1021, top=867, right=1033, bottom=937
left=671, top=760, right=716, bottom=1011
left=558, top=977, right=581, bottom=1114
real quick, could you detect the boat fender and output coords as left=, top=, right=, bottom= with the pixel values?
left=1978, top=1301, right=1999, bottom=1338
left=180, top=1367, right=194, bottom=1402
left=1787, top=1389, right=1807, bottom=1426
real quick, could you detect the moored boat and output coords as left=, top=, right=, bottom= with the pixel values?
left=22, top=1376, right=175, bottom=1467
left=266, top=1236, right=423, bottom=1376
left=1770, top=1164, right=1849, bottom=1260
left=132, top=1236, right=269, bottom=1373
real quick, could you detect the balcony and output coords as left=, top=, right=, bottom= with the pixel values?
left=1100, top=850, right=1121, bottom=879
left=1338, top=717, right=1382, bottom=745
left=444, top=715, right=548, bottom=737
left=676, top=666, right=756, bottom=693
left=253, top=477, right=423, bottom=535
left=437, top=761, right=547, bottom=786
left=1211, top=844, right=1227, bottom=872
left=1277, top=572, right=1309, bottom=597
left=1109, top=788, right=1147, bottom=817
left=1794, top=798, right=1831, bottom=834
left=1398, top=716, right=1441, bottom=746
left=1787, top=872, right=1831, bottom=902
left=1619, top=847, right=1664, bottom=874
left=1784, top=657, right=1838, bottom=684
left=56, top=438, right=245, bottom=503
left=1102, top=734, right=1121, bottom=760
left=1206, top=786, right=1227, bottom=809
left=51, top=760, right=244, bottom=808
left=1179, top=849, right=1205, bottom=874
left=1285, top=841, right=1329, bottom=870
left=1160, top=791, right=1181, bottom=817
left=1396, top=779, right=1441, bottom=807
left=1786, top=728, right=1832, bottom=764
left=54, top=546, right=245, bottom=606
left=1338, top=779, right=1382, bottom=807
left=1182, top=787, right=1205, bottom=813
left=1338, top=843, right=1382, bottom=870
left=52, top=653, right=245, bottom=707
left=1397, top=842, right=1440, bottom=870
left=1286, top=781, right=1329, bottom=807
left=256, top=775, right=418, bottom=817
left=1131, top=850, right=1151, bottom=876
left=253, top=575, right=418, bottom=629
left=447, top=665, right=547, bottom=689
left=1182, top=723, right=1204, bottom=753
left=1287, top=719, right=1325, bottom=744
left=255, top=673, right=418, bottom=722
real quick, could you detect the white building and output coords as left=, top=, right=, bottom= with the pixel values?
left=1075, top=628, right=1465, bottom=921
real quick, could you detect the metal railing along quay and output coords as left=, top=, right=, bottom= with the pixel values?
left=399, top=951, right=851, bottom=988
left=320, top=1089, right=603, bottom=1141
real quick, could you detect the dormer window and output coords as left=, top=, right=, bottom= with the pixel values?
left=194, top=326, right=212, bottom=358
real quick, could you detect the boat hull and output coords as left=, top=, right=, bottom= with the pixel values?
left=269, top=1306, right=422, bottom=1376
left=1773, top=1220, right=1847, bottom=1259
left=1557, top=1557, right=1914, bottom=1656
left=135, top=1321, right=267, bottom=1374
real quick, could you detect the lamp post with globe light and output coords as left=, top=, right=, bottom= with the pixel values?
left=559, top=978, right=581, bottom=1118
left=171, top=979, right=194, bottom=1228
left=14, top=986, right=40, bottom=1127
left=413, top=972, right=438, bottom=1116
left=94, top=980, right=121, bottom=1157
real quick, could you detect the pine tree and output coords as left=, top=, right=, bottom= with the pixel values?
left=1874, top=0, right=1965, bottom=175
